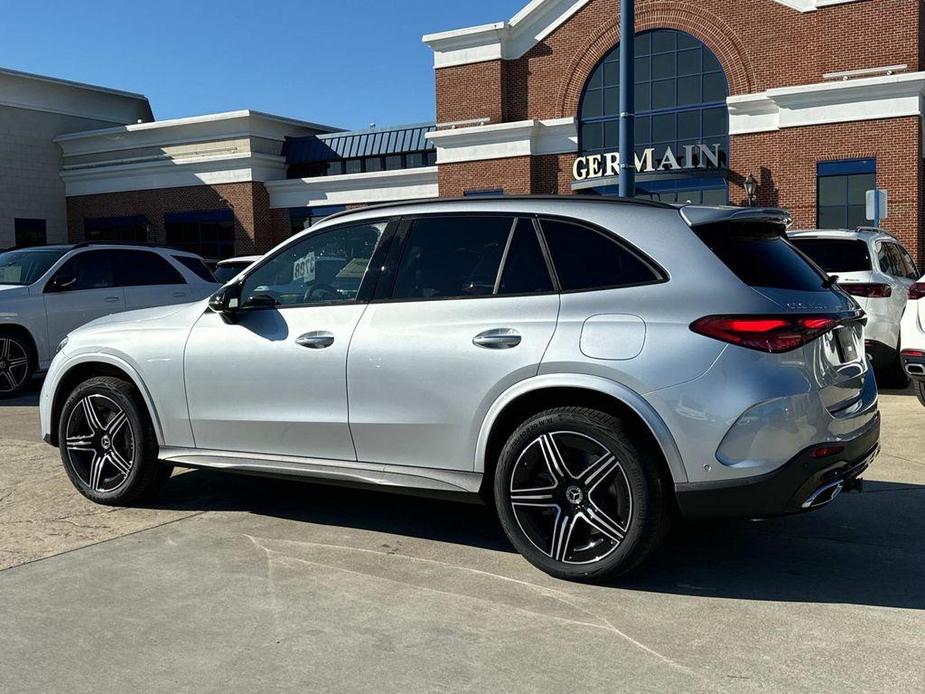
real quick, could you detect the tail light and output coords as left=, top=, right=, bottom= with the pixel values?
left=838, top=283, right=892, bottom=298
left=902, top=349, right=925, bottom=358
left=690, top=315, right=841, bottom=353
left=908, top=283, right=925, bottom=300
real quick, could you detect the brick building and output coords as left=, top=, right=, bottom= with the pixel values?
left=6, top=0, right=924, bottom=262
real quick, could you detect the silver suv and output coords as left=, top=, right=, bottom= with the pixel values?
left=0, top=243, right=216, bottom=397
left=40, top=198, right=880, bottom=582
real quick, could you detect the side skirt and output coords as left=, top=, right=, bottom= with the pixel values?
left=158, top=447, right=484, bottom=495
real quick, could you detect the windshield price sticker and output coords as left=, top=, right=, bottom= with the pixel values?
left=293, top=252, right=316, bottom=283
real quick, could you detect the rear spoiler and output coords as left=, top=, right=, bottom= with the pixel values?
left=680, top=206, right=792, bottom=233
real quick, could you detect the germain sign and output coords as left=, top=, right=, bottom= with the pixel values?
left=572, top=143, right=724, bottom=181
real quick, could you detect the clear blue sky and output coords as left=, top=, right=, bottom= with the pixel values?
left=0, top=0, right=527, bottom=130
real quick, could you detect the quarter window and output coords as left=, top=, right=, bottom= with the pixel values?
left=391, top=217, right=513, bottom=300
left=112, top=250, right=185, bottom=286
left=240, top=222, right=385, bottom=308
left=540, top=219, right=659, bottom=291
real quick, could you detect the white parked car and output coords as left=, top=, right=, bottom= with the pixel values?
left=212, top=255, right=260, bottom=285
left=0, top=243, right=217, bottom=397
left=899, top=276, right=925, bottom=404
left=788, top=228, right=919, bottom=386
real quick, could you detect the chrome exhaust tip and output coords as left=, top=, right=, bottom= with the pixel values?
left=802, top=479, right=845, bottom=509
left=906, top=363, right=925, bottom=376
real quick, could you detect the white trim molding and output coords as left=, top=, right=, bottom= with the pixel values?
left=427, top=117, right=577, bottom=164
left=773, top=0, right=864, bottom=12
left=423, top=0, right=591, bottom=68
left=266, top=167, right=439, bottom=209
left=728, top=71, right=925, bottom=135
left=60, top=152, right=288, bottom=197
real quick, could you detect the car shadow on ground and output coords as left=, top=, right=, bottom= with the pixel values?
left=0, top=378, right=41, bottom=407
left=150, top=468, right=925, bottom=610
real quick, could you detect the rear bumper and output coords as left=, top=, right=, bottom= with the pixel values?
left=675, top=413, right=880, bottom=519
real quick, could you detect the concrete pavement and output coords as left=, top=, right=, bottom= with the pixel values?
left=1, top=381, right=923, bottom=693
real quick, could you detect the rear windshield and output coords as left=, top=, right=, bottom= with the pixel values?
left=213, top=262, right=250, bottom=285
left=694, top=222, right=828, bottom=291
left=788, top=238, right=871, bottom=273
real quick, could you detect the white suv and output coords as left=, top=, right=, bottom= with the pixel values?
left=0, top=243, right=217, bottom=397
left=900, top=274, right=925, bottom=404
left=788, top=228, right=919, bottom=386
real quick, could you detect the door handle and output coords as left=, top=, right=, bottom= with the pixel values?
left=473, top=329, right=522, bottom=349
left=296, top=331, right=335, bottom=349
left=172, top=291, right=187, bottom=298
left=104, top=296, right=120, bottom=303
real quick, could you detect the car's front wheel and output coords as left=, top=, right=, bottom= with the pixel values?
left=494, top=407, right=670, bottom=583
left=0, top=332, right=34, bottom=399
left=58, top=376, right=172, bottom=505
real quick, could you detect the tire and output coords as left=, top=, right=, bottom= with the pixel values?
left=915, top=381, right=925, bottom=408
left=57, top=376, right=172, bottom=506
left=0, top=331, right=35, bottom=399
left=493, top=407, right=671, bottom=583
left=880, top=346, right=910, bottom=390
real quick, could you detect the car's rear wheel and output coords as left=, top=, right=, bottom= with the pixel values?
left=0, top=333, right=34, bottom=399
left=494, top=407, right=670, bottom=583
left=58, top=376, right=172, bottom=505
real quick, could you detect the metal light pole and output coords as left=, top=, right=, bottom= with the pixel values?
left=618, top=0, right=635, bottom=198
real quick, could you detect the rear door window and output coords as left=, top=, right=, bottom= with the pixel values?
left=694, top=222, right=827, bottom=291
left=540, top=219, right=660, bottom=291
left=391, top=217, right=511, bottom=300
left=897, top=244, right=920, bottom=280
left=788, top=238, right=871, bottom=273
left=112, top=250, right=185, bottom=286
left=497, top=219, right=554, bottom=296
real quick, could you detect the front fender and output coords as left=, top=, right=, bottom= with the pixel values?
left=40, top=351, right=166, bottom=447
left=473, top=373, right=688, bottom=483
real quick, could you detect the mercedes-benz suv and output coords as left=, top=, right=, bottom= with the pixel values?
left=0, top=243, right=216, bottom=397
left=40, top=198, right=880, bottom=582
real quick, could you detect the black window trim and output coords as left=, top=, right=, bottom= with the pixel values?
left=535, top=214, right=669, bottom=294
left=371, top=212, right=560, bottom=305
left=232, top=217, right=400, bottom=312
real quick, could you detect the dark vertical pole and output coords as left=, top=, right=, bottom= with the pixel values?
left=618, top=0, right=635, bottom=197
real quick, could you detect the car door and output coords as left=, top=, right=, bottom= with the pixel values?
left=881, top=242, right=916, bottom=340
left=183, top=220, right=390, bottom=460
left=113, top=249, right=191, bottom=309
left=347, top=215, right=560, bottom=471
left=43, top=249, right=125, bottom=347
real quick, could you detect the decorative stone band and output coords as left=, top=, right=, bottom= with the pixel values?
left=728, top=71, right=925, bottom=135
left=266, top=167, right=439, bottom=209
left=426, top=118, right=578, bottom=164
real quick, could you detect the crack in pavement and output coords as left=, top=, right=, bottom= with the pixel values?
left=244, top=534, right=709, bottom=686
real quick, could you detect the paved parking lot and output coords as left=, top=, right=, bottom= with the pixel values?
left=1, top=381, right=923, bottom=693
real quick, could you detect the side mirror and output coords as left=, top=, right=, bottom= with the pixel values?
left=208, top=282, right=242, bottom=318
left=47, top=273, right=77, bottom=292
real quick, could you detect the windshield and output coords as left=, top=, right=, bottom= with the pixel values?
left=213, top=263, right=251, bottom=285
left=0, top=248, right=69, bottom=286
left=789, top=238, right=872, bottom=273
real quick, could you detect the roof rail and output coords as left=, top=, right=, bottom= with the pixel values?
left=321, top=194, right=677, bottom=223
left=71, top=240, right=173, bottom=250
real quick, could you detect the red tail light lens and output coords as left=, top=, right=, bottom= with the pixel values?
left=690, top=315, right=841, bottom=353
left=839, top=283, right=892, bottom=298
left=902, top=349, right=925, bottom=358
left=908, top=283, right=925, bottom=300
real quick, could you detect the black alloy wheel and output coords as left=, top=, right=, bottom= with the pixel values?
left=494, top=407, right=670, bottom=582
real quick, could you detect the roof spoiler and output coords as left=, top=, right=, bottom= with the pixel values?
left=680, top=206, right=792, bottom=232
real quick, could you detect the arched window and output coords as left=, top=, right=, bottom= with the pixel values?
left=578, top=29, right=729, bottom=204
